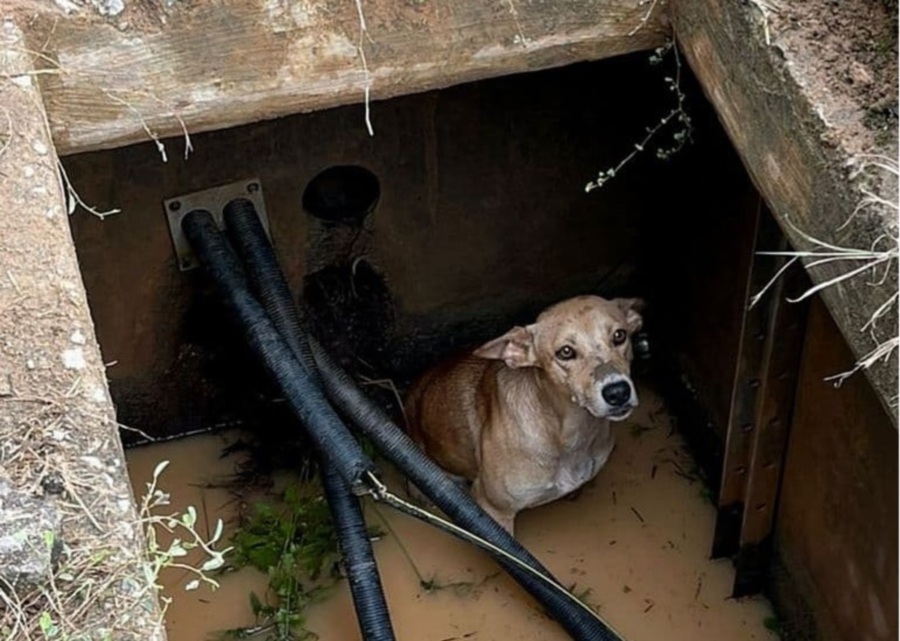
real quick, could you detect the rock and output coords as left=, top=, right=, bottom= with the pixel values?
left=848, top=61, right=874, bottom=87
left=89, top=0, right=125, bottom=16
left=0, top=478, right=62, bottom=588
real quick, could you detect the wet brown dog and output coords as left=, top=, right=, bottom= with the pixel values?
left=405, top=295, right=644, bottom=535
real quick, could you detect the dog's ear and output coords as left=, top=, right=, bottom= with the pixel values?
left=615, top=298, right=645, bottom=333
left=473, top=326, right=537, bottom=368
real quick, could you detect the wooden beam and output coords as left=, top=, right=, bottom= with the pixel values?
left=672, top=0, right=898, bottom=424
left=26, top=0, right=669, bottom=156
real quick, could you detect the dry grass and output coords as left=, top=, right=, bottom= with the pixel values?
left=0, top=106, right=12, bottom=163
left=5, top=42, right=193, bottom=167
left=354, top=0, right=375, bottom=137
left=0, top=397, right=152, bottom=641
left=746, top=0, right=781, bottom=45
left=751, top=154, right=898, bottom=398
left=628, top=0, right=663, bottom=37
left=0, top=396, right=229, bottom=641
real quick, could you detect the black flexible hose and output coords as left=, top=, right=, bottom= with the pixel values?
left=320, top=464, right=395, bottom=641
left=221, top=200, right=624, bottom=641
left=223, top=199, right=322, bottom=380
left=223, top=199, right=396, bottom=641
left=180, top=209, right=374, bottom=491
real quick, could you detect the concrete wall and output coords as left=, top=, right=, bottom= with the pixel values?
left=64, top=53, right=698, bottom=439
left=772, top=298, right=897, bottom=641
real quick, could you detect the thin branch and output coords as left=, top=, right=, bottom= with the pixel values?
left=354, top=0, right=375, bottom=137
left=628, top=0, right=661, bottom=36
left=586, top=42, right=691, bottom=192
left=102, top=90, right=168, bottom=162
left=58, top=160, right=121, bottom=219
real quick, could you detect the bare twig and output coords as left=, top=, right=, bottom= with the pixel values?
left=628, top=0, right=661, bottom=36
left=57, top=160, right=121, bottom=219
left=354, top=0, right=375, bottom=136
left=585, top=41, right=692, bottom=192
left=62, top=480, right=104, bottom=532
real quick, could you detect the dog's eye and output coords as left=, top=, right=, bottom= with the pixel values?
left=612, top=329, right=628, bottom=346
left=555, top=345, right=577, bottom=361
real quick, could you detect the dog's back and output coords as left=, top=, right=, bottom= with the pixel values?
left=405, top=354, right=498, bottom=481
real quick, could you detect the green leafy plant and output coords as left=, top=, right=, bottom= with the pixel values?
left=763, top=615, right=782, bottom=635
left=222, top=483, right=345, bottom=641
left=141, top=460, right=231, bottom=600
left=0, top=460, right=230, bottom=641
left=38, top=611, right=58, bottom=639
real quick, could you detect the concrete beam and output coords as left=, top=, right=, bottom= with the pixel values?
left=0, top=18, right=166, bottom=640
left=672, top=0, right=898, bottom=424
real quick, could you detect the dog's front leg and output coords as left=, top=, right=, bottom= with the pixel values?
left=472, top=477, right=516, bottom=535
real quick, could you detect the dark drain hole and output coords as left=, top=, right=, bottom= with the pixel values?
left=302, top=165, right=380, bottom=224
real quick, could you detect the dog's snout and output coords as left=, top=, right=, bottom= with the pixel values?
left=601, top=381, right=632, bottom=407
left=592, top=362, right=617, bottom=381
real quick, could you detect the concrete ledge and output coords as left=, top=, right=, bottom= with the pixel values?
left=673, top=0, right=898, bottom=424
left=0, top=19, right=166, bottom=641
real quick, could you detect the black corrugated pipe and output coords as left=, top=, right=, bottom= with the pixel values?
left=222, top=199, right=396, bottom=641
left=320, top=464, right=396, bottom=641
left=183, top=209, right=395, bottom=641
left=222, top=199, right=625, bottom=641
left=180, top=209, right=375, bottom=491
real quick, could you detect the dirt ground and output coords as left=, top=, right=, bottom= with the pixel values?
left=771, top=0, right=898, bottom=153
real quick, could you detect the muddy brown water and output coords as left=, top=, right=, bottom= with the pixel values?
left=126, top=387, right=779, bottom=641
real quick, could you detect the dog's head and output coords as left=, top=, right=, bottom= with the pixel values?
left=474, top=295, right=644, bottom=421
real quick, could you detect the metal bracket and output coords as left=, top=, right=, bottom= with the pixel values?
left=164, top=178, right=271, bottom=271
left=712, top=204, right=809, bottom=597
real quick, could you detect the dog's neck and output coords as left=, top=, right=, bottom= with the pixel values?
left=522, top=367, right=605, bottom=438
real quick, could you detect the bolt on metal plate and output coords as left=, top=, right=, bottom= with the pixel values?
left=163, top=178, right=271, bottom=271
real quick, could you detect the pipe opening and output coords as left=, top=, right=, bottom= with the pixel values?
left=302, top=165, right=381, bottom=224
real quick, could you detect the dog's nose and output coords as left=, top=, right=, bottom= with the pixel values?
left=601, top=381, right=632, bottom=407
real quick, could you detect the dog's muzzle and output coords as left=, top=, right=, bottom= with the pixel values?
left=586, top=374, right=638, bottom=420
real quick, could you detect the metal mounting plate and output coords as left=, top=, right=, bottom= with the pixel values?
left=164, top=178, right=271, bottom=271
